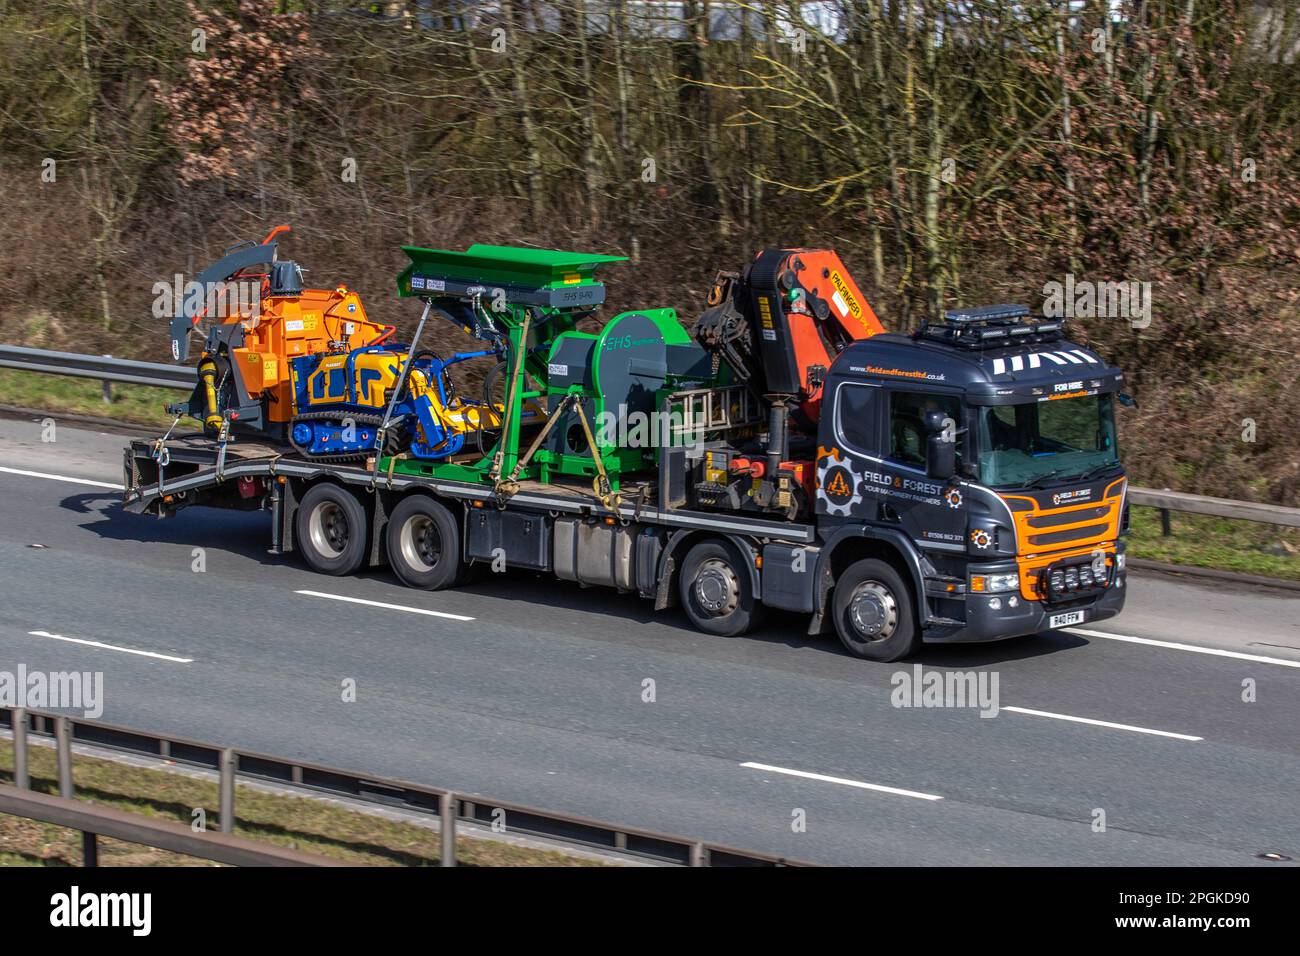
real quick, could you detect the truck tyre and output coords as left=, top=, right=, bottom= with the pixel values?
left=679, top=539, right=762, bottom=637
left=296, top=483, right=368, bottom=576
left=832, top=559, right=921, bottom=661
left=385, top=495, right=462, bottom=590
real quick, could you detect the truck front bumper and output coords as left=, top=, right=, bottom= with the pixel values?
left=923, top=565, right=1128, bottom=645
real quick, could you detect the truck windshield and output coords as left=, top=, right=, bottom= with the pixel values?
left=976, top=393, right=1119, bottom=488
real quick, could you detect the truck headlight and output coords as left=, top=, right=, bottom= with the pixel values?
left=972, top=572, right=1019, bottom=593
left=988, top=572, right=1019, bottom=592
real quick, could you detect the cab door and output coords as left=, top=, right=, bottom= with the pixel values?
left=814, top=379, right=882, bottom=524
left=877, top=386, right=968, bottom=553
left=814, top=378, right=968, bottom=554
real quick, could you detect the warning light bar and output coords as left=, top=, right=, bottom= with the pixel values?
left=917, top=304, right=1066, bottom=350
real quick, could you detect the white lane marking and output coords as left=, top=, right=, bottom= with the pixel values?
left=1002, top=706, right=1202, bottom=741
left=740, top=762, right=943, bottom=801
left=1068, top=627, right=1300, bottom=670
left=25, top=630, right=193, bottom=663
left=294, top=590, right=474, bottom=622
left=0, top=466, right=121, bottom=490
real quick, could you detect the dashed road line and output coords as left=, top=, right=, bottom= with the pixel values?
left=1002, top=705, right=1202, bottom=741
left=0, top=466, right=121, bottom=490
left=1068, top=627, right=1300, bottom=670
left=295, top=589, right=475, bottom=622
left=25, top=630, right=193, bottom=663
left=740, top=761, right=944, bottom=801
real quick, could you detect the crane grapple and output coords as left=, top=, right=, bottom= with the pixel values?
left=694, top=247, right=885, bottom=411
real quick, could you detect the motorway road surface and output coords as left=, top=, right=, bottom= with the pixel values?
left=1, top=413, right=1298, bottom=865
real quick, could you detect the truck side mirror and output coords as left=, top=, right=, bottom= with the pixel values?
left=1117, top=392, right=1138, bottom=409
left=926, top=434, right=956, bottom=481
left=923, top=409, right=949, bottom=434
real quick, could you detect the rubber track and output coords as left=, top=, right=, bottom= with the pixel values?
left=287, top=409, right=404, bottom=463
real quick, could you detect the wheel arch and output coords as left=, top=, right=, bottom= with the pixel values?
left=284, top=473, right=368, bottom=558
left=810, top=526, right=927, bottom=634
left=654, top=529, right=762, bottom=611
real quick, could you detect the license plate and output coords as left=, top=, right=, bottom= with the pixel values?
left=1049, top=610, right=1086, bottom=629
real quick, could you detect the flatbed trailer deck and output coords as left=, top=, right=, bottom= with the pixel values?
left=123, top=433, right=825, bottom=633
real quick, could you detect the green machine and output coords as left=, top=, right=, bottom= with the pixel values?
left=387, top=244, right=716, bottom=505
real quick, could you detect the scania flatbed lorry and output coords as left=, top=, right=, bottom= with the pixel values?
left=124, top=238, right=1131, bottom=661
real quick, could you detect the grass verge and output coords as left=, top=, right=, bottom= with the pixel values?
left=0, top=739, right=608, bottom=867
left=1126, top=506, right=1300, bottom=583
left=0, top=369, right=179, bottom=427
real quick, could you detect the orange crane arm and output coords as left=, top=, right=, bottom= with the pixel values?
left=694, top=247, right=885, bottom=412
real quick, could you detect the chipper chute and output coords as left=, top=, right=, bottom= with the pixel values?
left=168, top=230, right=283, bottom=364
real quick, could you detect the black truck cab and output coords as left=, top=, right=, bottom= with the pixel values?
left=813, top=307, right=1129, bottom=658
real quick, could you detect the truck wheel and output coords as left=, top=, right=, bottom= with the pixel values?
left=679, top=540, right=762, bottom=637
left=385, top=495, right=461, bottom=590
left=296, top=483, right=368, bottom=576
left=832, top=559, right=921, bottom=661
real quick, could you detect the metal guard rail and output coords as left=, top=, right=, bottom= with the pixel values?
left=1126, top=487, right=1300, bottom=529
left=0, top=707, right=811, bottom=867
left=0, top=784, right=335, bottom=867
left=0, top=344, right=194, bottom=390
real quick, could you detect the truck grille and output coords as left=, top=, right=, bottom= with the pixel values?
left=1028, top=523, right=1109, bottom=547
left=1025, top=506, right=1108, bottom=528
left=1001, top=477, right=1127, bottom=601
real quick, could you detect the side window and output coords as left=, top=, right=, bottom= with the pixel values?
left=887, top=390, right=963, bottom=470
left=836, top=383, right=879, bottom=454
